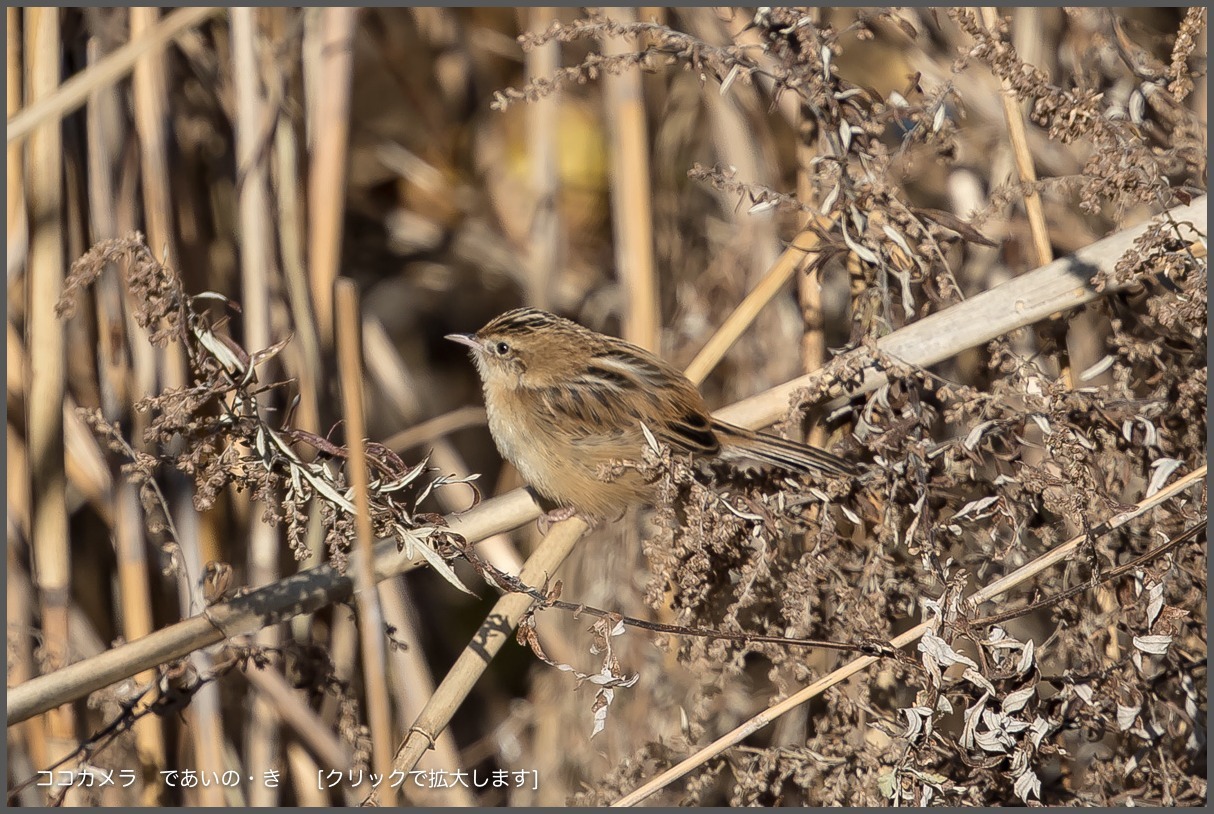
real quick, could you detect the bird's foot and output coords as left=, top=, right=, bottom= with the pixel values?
left=537, top=505, right=581, bottom=535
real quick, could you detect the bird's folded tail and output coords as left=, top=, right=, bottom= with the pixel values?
left=711, top=420, right=859, bottom=478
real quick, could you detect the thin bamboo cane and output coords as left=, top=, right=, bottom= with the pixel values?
left=388, top=517, right=589, bottom=781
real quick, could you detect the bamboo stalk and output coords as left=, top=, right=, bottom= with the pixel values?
left=335, top=280, right=397, bottom=806
left=612, top=466, right=1208, bottom=806
left=114, top=479, right=167, bottom=803
left=84, top=33, right=166, bottom=798
left=171, top=492, right=226, bottom=806
left=85, top=35, right=127, bottom=414
left=230, top=6, right=275, bottom=359
left=24, top=6, right=72, bottom=750
left=600, top=6, right=659, bottom=351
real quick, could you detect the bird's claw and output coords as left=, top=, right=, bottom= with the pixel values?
left=537, top=505, right=580, bottom=535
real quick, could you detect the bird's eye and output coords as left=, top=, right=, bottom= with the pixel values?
left=495, top=341, right=510, bottom=355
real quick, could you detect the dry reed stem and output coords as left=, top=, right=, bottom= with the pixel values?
left=6, top=6, right=26, bottom=274
left=796, top=129, right=826, bottom=381
left=601, top=6, right=659, bottom=351
left=382, top=405, right=488, bottom=453
left=170, top=495, right=225, bottom=806
left=230, top=7, right=275, bottom=361
left=84, top=37, right=129, bottom=415
left=356, top=315, right=498, bottom=804
left=81, top=32, right=168, bottom=796
left=614, top=465, right=1208, bottom=806
left=979, top=7, right=1054, bottom=269
left=526, top=6, right=561, bottom=309
left=129, top=8, right=176, bottom=268
left=7, top=322, right=113, bottom=522
left=114, top=481, right=166, bottom=792
left=230, top=12, right=282, bottom=799
left=6, top=7, right=222, bottom=146
left=6, top=511, right=45, bottom=784
left=718, top=195, right=1207, bottom=430
left=286, top=742, right=333, bottom=806
left=335, top=280, right=397, bottom=805
left=306, top=8, right=356, bottom=348
left=242, top=665, right=354, bottom=772
left=274, top=84, right=323, bottom=435
left=24, top=5, right=72, bottom=746
left=380, top=581, right=477, bottom=806
left=129, top=3, right=219, bottom=781
left=684, top=219, right=833, bottom=386
left=388, top=516, right=590, bottom=781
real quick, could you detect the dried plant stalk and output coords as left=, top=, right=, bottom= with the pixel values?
left=335, top=280, right=398, bottom=806
left=601, top=6, right=659, bottom=351
left=23, top=5, right=72, bottom=747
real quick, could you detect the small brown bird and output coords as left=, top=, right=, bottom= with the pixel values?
left=447, top=307, right=857, bottom=521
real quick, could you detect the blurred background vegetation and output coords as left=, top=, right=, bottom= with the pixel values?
left=6, top=6, right=1207, bottom=806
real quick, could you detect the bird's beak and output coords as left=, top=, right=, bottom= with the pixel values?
left=445, top=333, right=482, bottom=352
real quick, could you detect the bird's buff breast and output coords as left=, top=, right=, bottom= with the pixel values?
left=483, top=384, right=651, bottom=519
